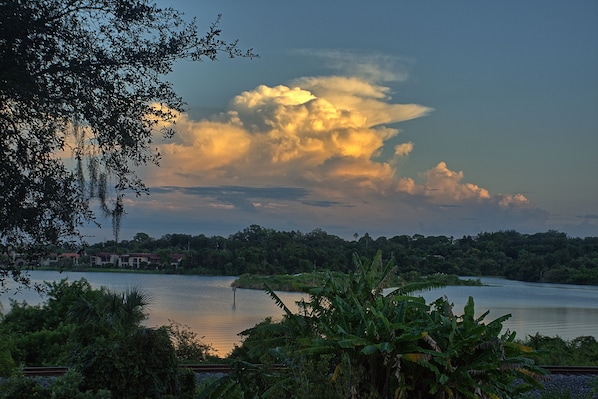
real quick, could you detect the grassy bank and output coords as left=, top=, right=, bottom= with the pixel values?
left=232, top=272, right=482, bottom=292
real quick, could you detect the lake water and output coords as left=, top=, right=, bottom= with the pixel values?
left=1, top=271, right=597, bottom=356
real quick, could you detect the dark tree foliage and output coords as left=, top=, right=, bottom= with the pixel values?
left=0, top=279, right=101, bottom=367
left=0, top=0, right=255, bottom=289
left=0, top=279, right=194, bottom=397
left=80, top=227, right=598, bottom=285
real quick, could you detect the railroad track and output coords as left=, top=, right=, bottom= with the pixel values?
left=22, top=365, right=598, bottom=377
left=22, top=366, right=69, bottom=377
left=183, top=364, right=286, bottom=373
left=21, top=364, right=283, bottom=377
left=542, top=366, right=598, bottom=375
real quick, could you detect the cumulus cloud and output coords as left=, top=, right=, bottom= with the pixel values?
left=151, top=76, right=431, bottom=188
left=291, top=76, right=430, bottom=127
left=420, top=161, right=491, bottom=201
left=394, top=142, right=414, bottom=157
left=135, top=72, right=548, bottom=238
left=396, top=162, right=537, bottom=212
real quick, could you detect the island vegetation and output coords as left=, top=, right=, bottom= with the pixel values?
left=231, top=270, right=483, bottom=292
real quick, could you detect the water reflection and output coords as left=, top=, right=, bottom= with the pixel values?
left=415, top=278, right=598, bottom=340
left=1, top=272, right=596, bottom=355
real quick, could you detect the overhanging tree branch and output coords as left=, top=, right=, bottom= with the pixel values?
left=0, top=0, right=256, bottom=289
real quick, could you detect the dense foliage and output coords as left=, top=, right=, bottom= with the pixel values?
left=0, top=0, right=254, bottom=290
left=205, top=252, right=545, bottom=399
left=0, top=278, right=213, bottom=397
left=77, top=226, right=598, bottom=285
left=523, top=334, right=598, bottom=366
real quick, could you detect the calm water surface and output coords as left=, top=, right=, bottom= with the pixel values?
left=2, top=271, right=597, bottom=355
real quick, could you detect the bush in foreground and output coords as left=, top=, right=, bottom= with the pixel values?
left=204, top=251, right=545, bottom=399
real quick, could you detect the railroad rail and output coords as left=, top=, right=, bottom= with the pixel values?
left=22, top=366, right=69, bottom=377
left=183, top=364, right=286, bottom=373
left=22, top=365, right=598, bottom=377
left=542, top=366, right=598, bottom=375
left=21, top=364, right=283, bottom=377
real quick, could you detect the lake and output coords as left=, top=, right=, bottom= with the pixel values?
left=1, top=271, right=597, bottom=356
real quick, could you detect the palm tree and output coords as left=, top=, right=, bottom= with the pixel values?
left=68, top=288, right=182, bottom=398
left=69, top=287, right=150, bottom=342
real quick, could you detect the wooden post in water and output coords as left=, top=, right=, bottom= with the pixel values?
left=232, top=286, right=237, bottom=308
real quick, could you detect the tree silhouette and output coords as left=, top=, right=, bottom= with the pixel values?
left=0, top=0, right=255, bottom=289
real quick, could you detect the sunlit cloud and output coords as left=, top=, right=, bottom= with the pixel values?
left=127, top=70, right=552, bottom=239
left=420, top=161, right=491, bottom=201
left=394, top=142, right=414, bottom=157
left=150, top=76, right=431, bottom=189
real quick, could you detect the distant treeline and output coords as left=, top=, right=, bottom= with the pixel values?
left=76, top=226, right=598, bottom=285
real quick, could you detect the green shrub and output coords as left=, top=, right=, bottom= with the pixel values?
left=0, top=371, right=111, bottom=399
left=177, top=367, right=197, bottom=399
left=0, top=335, right=16, bottom=377
left=66, top=288, right=183, bottom=398
left=167, top=320, right=216, bottom=363
left=524, top=335, right=598, bottom=366
left=210, top=251, right=545, bottom=399
left=71, top=327, right=181, bottom=398
left=47, top=370, right=111, bottom=399
left=0, top=373, right=50, bottom=399
left=1, top=282, right=187, bottom=397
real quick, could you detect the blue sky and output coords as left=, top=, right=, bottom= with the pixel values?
left=93, top=1, right=598, bottom=242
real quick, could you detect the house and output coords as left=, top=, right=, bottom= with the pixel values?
left=120, top=253, right=161, bottom=268
left=85, top=251, right=186, bottom=269
left=9, top=252, right=29, bottom=267
left=57, top=252, right=81, bottom=265
left=170, top=253, right=185, bottom=268
left=90, top=252, right=119, bottom=267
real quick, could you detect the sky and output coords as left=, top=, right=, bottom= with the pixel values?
left=91, top=1, right=598, bottom=242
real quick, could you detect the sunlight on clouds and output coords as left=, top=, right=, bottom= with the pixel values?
left=153, top=76, right=431, bottom=186
left=396, top=162, right=534, bottom=210
left=154, top=119, right=251, bottom=185
left=319, top=156, right=396, bottom=191
left=394, top=142, right=414, bottom=157
left=497, top=193, right=533, bottom=208
left=421, top=162, right=491, bottom=201
left=233, top=84, right=316, bottom=111
left=292, top=76, right=431, bottom=127
left=393, top=162, right=493, bottom=201
left=147, top=74, right=539, bottom=226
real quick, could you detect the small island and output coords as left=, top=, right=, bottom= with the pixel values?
left=232, top=271, right=483, bottom=292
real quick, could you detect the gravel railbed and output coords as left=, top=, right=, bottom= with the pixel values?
left=521, top=374, right=598, bottom=398
left=3, top=373, right=597, bottom=398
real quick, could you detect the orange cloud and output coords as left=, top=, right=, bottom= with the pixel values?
left=292, top=76, right=431, bottom=126
left=145, top=75, right=536, bottom=222
left=151, top=76, right=429, bottom=187
left=421, top=162, right=491, bottom=201
left=394, top=162, right=533, bottom=209
left=394, top=142, right=414, bottom=157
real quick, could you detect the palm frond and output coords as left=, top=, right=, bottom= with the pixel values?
left=387, top=280, right=446, bottom=296
left=264, top=283, right=294, bottom=318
